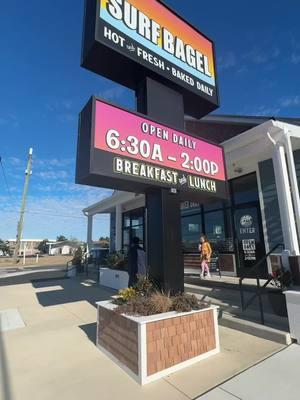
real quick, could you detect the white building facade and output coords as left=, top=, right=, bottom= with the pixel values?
left=8, top=239, right=55, bottom=256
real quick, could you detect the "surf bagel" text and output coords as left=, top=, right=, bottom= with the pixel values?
left=106, top=0, right=212, bottom=78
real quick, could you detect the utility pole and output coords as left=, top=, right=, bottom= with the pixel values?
left=14, top=148, right=33, bottom=261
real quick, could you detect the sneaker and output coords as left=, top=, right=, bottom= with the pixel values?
left=200, top=273, right=204, bottom=279
left=206, top=273, right=211, bottom=279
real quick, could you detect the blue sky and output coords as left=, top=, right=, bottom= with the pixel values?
left=0, top=0, right=300, bottom=241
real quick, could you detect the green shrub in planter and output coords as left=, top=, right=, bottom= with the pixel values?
left=113, top=277, right=209, bottom=316
left=105, top=252, right=127, bottom=270
left=72, top=247, right=83, bottom=272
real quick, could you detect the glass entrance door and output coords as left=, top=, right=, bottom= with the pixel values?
left=122, top=207, right=145, bottom=254
left=234, top=205, right=267, bottom=277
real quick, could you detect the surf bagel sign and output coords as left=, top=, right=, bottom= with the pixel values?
left=82, top=0, right=219, bottom=118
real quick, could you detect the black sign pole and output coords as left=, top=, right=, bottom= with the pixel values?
left=136, top=77, right=185, bottom=293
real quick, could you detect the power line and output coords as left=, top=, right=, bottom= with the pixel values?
left=24, top=210, right=86, bottom=219
left=1, top=209, right=109, bottom=220
left=0, top=156, right=10, bottom=193
left=1, top=209, right=85, bottom=219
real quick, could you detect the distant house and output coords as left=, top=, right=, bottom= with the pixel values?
left=47, top=240, right=82, bottom=256
left=8, top=239, right=56, bottom=256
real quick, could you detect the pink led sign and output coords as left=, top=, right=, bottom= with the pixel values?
left=94, top=100, right=225, bottom=182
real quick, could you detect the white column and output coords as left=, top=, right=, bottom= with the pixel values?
left=284, top=133, right=300, bottom=247
left=87, top=214, right=93, bottom=254
left=272, top=143, right=300, bottom=255
left=115, top=204, right=122, bottom=251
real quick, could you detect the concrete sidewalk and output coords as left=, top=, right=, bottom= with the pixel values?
left=198, top=344, right=300, bottom=400
left=0, top=270, right=287, bottom=400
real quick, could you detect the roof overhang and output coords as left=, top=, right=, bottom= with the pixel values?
left=222, top=119, right=300, bottom=179
left=83, top=191, right=144, bottom=216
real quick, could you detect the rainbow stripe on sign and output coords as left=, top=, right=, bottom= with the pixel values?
left=100, top=0, right=216, bottom=87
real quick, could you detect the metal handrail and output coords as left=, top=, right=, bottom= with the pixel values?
left=240, top=243, right=284, bottom=281
left=65, top=260, right=77, bottom=276
left=239, top=243, right=284, bottom=325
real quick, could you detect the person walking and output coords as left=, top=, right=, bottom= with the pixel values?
left=128, top=237, right=146, bottom=287
left=199, top=235, right=212, bottom=279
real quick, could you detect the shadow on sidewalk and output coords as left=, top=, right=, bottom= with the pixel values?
left=0, top=270, right=66, bottom=287
left=32, top=277, right=115, bottom=309
left=79, top=322, right=97, bottom=345
left=0, top=319, right=13, bottom=400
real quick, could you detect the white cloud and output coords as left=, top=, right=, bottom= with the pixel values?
left=218, top=51, right=236, bottom=71
left=272, top=47, right=280, bottom=58
left=46, top=99, right=74, bottom=112
left=99, top=86, right=126, bottom=100
left=280, top=96, right=300, bottom=107
left=243, top=48, right=268, bottom=64
left=35, top=170, right=69, bottom=180
left=7, top=157, right=22, bottom=166
left=0, top=188, right=112, bottom=241
left=237, top=66, right=248, bottom=74
left=242, top=46, right=281, bottom=67
left=254, top=106, right=281, bottom=116
left=58, top=113, right=76, bottom=123
left=242, top=105, right=281, bottom=117
left=62, top=100, right=73, bottom=110
left=0, top=115, right=19, bottom=128
left=291, top=53, right=300, bottom=64
left=45, top=99, right=77, bottom=124
left=34, top=157, right=74, bottom=168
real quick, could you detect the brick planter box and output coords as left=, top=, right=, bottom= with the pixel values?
left=96, top=301, right=220, bottom=385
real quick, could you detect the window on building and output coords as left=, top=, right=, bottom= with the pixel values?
left=204, top=210, right=225, bottom=240
left=181, top=213, right=202, bottom=252
left=203, top=200, right=224, bottom=212
left=181, top=200, right=235, bottom=254
left=123, top=214, right=131, bottom=228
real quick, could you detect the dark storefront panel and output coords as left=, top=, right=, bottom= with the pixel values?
left=122, top=207, right=145, bottom=253
left=295, top=149, right=300, bottom=188
left=231, top=173, right=259, bottom=205
left=233, top=206, right=266, bottom=276
left=258, top=159, right=284, bottom=252
left=230, top=173, right=267, bottom=276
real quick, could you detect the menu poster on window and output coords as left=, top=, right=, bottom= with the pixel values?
left=242, top=238, right=256, bottom=261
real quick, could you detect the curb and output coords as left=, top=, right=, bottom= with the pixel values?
left=219, top=312, right=292, bottom=345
